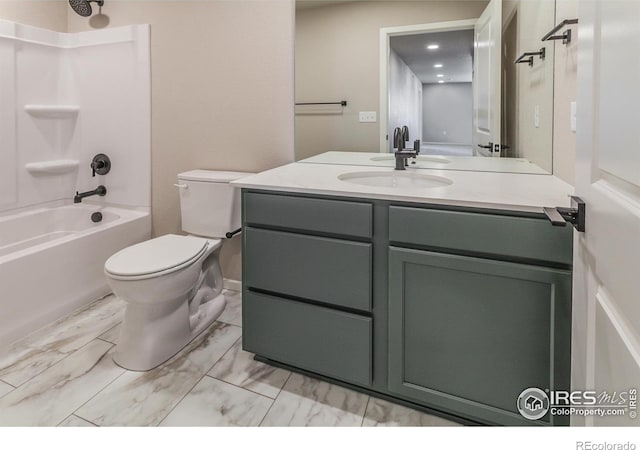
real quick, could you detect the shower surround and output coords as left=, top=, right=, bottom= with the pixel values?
left=0, top=20, right=151, bottom=345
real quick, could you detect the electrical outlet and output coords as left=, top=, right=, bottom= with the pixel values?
left=571, top=101, right=577, bottom=132
left=534, top=105, right=540, bottom=128
left=359, top=111, right=377, bottom=123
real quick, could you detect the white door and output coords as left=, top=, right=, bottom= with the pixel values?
left=472, top=0, right=501, bottom=157
left=572, top=0, right=640, bottom=426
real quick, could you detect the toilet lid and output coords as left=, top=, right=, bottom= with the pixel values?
left=105, top=234, right=209, bottom=277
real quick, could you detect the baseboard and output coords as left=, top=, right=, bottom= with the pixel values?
left=223, top=278, right=242, bottom=292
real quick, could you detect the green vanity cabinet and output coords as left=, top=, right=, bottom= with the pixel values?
left=388, top=248, right=572, bottom=426
left=241, top=189, right=573, bottom=426
left=386, top=205, right=573, bottom=425
left=242, top=191, right=374, bottom=388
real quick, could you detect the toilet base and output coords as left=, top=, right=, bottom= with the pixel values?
left=113, top=292, right=227, bottom=371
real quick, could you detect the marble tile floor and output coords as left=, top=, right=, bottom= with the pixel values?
left=0, top=289, right=460, bottom=427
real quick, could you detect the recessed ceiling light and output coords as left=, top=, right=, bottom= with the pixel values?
left=437, top=74, right=444, bottom=78
left=438, top=80, right=445, bottom=84
left=434, top=64, right=443, bottom=68
left=426, top=44, right=439, bottom=50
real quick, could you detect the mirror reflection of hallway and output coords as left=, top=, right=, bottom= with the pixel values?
left=389, top=29, right=474, bottom=157
left=294, top=0, right=559, bottom=175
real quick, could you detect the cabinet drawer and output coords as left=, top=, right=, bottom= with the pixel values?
left=244, top=191, right=372, bottom=238
left=245, top=227, right=372, bottom=311
left=243, top=291, right=372, bottom=386
left=389, top=206, right=573, bottom=266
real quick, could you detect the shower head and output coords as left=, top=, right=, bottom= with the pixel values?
left=69, top=0, right=104, bottom=17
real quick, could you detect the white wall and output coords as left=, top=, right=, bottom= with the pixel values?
left=0, top=4, right=69, bottom=211
left=0, top=22, right=22, bottom=208
left=422, top=83, right=472, bottom=144
left=70, top=25, right=151, bottom=210
left=513, top=0, right=555, bottom=173
left=68, top=1, right=295, bottom=281
left=553, top=0, right=578, bottom=185
left=0, top=1, right=295, bottom=282
left=0, top=20, right=150, bottom=214
left=388, top=48, right=422, bottom=151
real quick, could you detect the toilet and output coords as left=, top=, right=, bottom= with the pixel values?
left=104, top=170, right=249, bottom=371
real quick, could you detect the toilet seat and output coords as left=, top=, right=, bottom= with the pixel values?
left=105, top=234, right=214, bottom=281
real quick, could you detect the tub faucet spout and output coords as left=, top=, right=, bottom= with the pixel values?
left=74, top=185, right=107, bottom=203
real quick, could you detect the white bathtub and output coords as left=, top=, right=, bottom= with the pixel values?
left=0, top=204, right=150, bottom=346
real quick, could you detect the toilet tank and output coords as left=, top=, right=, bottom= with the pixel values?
left=177, top=170, right=251, bottom=238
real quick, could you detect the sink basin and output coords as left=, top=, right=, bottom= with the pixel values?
left=370, top=155, right=451, bottom=164
left=338, top=171, right=453, bottom=189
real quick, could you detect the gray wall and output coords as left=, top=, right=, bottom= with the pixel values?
left=389, top=49, right=422, bottom=152
left=422, top=83, right=472, bottom=144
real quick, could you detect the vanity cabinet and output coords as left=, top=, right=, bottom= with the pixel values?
left=388, top=248, right=571, bottom=425
left=241, top=189, right=573, bottom=426
left=242, top=191, right=374, bottom=386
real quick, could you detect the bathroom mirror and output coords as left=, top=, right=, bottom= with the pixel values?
left=295, top=0, right=557, bottom=175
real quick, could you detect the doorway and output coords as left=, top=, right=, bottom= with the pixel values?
left=380, top=20, right=476, bottom=155
left=502, top=9, right=518, bottom=158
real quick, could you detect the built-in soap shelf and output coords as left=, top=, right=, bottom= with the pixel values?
left=25, top=159, right=79, bottom=175
left=24, top=104, right=79, bottom=119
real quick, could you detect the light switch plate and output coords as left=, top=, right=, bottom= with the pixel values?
left=570, top=101, right=577, bottom=132
left=359, top=111, right=377, bottom=123
left=534, top=105, right=540, bottom=128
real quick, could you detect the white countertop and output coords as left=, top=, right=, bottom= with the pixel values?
left=231, top=160, right=574, bottom=213
left=300, top=151, right=551, bottom=175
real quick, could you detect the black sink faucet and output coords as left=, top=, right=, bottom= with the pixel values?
left=74, top=185, right=107, bottom=203
left=394, top=150, right=417, bottom=170
left=393, top=127, right=416, bottom=170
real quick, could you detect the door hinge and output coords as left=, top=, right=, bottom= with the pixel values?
left=543, top=196, right=586, bottom=232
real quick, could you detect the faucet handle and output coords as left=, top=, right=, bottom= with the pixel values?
left=90, top=154, right=111, bottom=177
left=91, top=161, right=105, bottom=177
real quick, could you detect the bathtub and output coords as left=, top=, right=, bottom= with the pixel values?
left=0, top=204, right=150, bottom=346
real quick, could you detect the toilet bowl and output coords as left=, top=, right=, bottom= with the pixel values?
left=105, top=234, right=225, bottom=370
left=104, top=170, right=250, bottom=371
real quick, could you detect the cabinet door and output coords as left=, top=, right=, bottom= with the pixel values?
left=388, top=247, right=571, bottom=426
